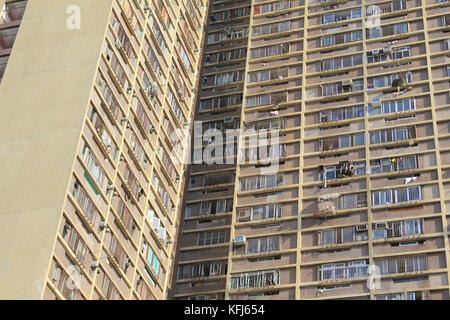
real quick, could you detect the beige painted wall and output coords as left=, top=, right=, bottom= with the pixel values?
left=0, top=0, right=112, bottom=299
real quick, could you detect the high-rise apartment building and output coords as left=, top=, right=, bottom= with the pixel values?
left=1, top=0, right=450, bottom=301
left=171, top=0, right=450, bottom=301
left=0, top=0, right=27, bottom=82
left=0, top=0, right=208, bottom=299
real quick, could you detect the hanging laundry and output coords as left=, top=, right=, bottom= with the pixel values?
left=404, top=176, right=417, bottom=184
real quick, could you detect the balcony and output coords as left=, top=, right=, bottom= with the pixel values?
left=230, top=269, right=280, bottom=291
left=321, top=8, right=362, bottom=25
left=315, top=193, right=339, bottom=216
left=318, top=261, right=369, bottom=282
left=0, top=59, right=6, bottom=83
left=71, top=182, right=100, bottom=231
left=81, top=146, right=108, bottom=195
left=97, top=76, right=123, bottom=126
left=366, top=0, right=407, bottom=18
left=0, top=1, right=26, bottom=27
left=90, top=112, right=118, bottom=161
left=122, top=165, right=144, bottom=202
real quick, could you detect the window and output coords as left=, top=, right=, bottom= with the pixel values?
left=0, top=1, right=27, bottom=25
left=230, top=270, right=280, bottom=290
left=239, top=174, right=283, bottom=191
left=335, top=193, right=367, bottom=209
left=323, top=13, right=335, bottom=24
left=350, top=8, right=362, bottom=18
left=371, top=155, right=418, bottom=173
left=237, top=204, right=282, bottom=222
left=392, top=127, right=408, bottom=141
left=254, top=0, right=291, bottom=14
left=321, top=83, right=340, bottom=96
left=372, top=186, right=421, bottom=206
left=401, top=219, right=424, bottom=236
left=376, top=293, right=404, bottom=300
left=250, top=43, right=289, bottom=59
left=146, top=247, right=161, bottom=277
left=353, top=133, right=365, bottom=146
left=319, top=226, right=367, bottom=245
left=376, top=254, right=427, bottom=275
left=351, top=30, right=363, bottom=41
left=441, top=15, right=450, bottom=27
left=71, top=179, right=99, bottom=225
left=253, top=21, right=291, bottom=36
left=192, top=262, right=222, bottom=277
left=246, top=235, right=280, bottom=253
left=216, top=200, right=227, bottom=213
left=369, top=98, right=415, bottom=115
left=370, top=127, right=415, bottom=144
left=152, top=173, right=172, bottom=211
left=178, top=42, right=191, bottom=72
left=152, top=22, right=168, bottom=54
left=394, top=22, right=408, bottom=34
left=319, top=229, right=337, bottom=245
left=369, top=27, right=383, bottom=39
left=321, top=35, right=335, bottom=47
left=372, top=229, right=387, bottom=239
left=392, top=0, right=407, bottom=10
left=197, top=230, right=226, bottom=246
left=214, top=70, right=244, bottom=85
left=340, top=135, right=351, bottom=148
left=445, top=39, right=450, bottom=51
left=200, top=201, right=212, bottom=215
left=372, top=189, right=393, bottom=205
left=246, top=91, right=287, bottom=108
left=320, top=105, right=364, bottom=122
left=320, top=260, right=369, bottom=280
left=185, top=205, right=192, bottom=218
left=322, top=54, right=363, bottom=71
left=320, top=132, right=364, bottom=151
left=248, top=67, right=288, bottom=83
left=82, top=145, right=106, bottom=192
left=392, top=46, right=411, bottom=60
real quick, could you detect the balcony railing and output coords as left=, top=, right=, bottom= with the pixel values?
left=71, top=180, right=100, bottom=227
left=0, top=2, right=26, bottom=25
left=319, top=262, right=369, bottom=281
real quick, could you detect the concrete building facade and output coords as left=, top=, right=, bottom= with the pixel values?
left=171, top=0, right=450, bottom=301
left=0, top=0, right=208, bottom=299
left=1, top=0, right=450, bottom=301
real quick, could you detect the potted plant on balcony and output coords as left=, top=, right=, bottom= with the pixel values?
left=392, top=78, right=407, bottom=92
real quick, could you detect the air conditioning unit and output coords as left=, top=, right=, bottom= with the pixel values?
left=371, top=49, right=380, bottom=55
left=147, top=210, right=155, bottom=222
left=152, top=217, right=161, bottom=230
left=233, top=235, right=246, bottom=245
left=356, top=224, right=368, bottom=232
left=158, top=227, right=167, bottom=242
left=374, top=222, right=388, bottom=229
left=383, top=46, right=392, bottom=53
left=342, top=79, right=353, bottom=86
